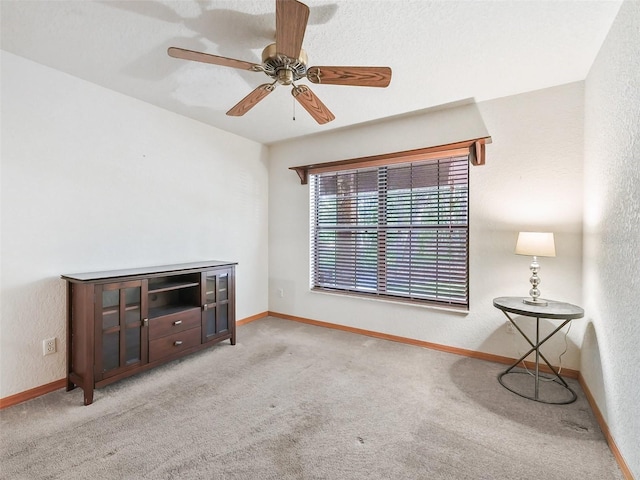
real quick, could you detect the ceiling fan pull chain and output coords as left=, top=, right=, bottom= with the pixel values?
left=293, top=96, right=296, bottom=121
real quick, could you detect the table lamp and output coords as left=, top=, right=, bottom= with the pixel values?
left=515, top=232, right=555, bottom=306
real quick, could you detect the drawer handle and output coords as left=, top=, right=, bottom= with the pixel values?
left=173, top=320, right=182, bottom=326
left=174, top=340, right=183, bottom=346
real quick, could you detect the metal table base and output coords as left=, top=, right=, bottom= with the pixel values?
left=493, top=297, right=584, bottom=405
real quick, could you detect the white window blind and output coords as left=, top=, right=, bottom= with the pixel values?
left=310, top=154, right=469, bottom=307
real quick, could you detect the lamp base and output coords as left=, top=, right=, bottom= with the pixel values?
left=523, top=298, right=548, bottom=307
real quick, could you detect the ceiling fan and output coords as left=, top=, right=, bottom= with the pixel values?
left=168, top=0, right=392, bottom=125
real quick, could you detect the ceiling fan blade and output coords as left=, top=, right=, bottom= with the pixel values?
left=226, top=84, right=275, bottom=117
left=168, top=47, right=260, bottom=71
left=307, top=66, right=392, bottom=87
left=276, top=0, right=309, bottom=59
left=291, top=85, right=335, bottom=124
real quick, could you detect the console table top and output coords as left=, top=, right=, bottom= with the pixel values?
left=62, top=260, right=237, bottom=283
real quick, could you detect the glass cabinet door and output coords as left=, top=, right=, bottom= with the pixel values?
left=202, top=269, right=231, bottom=342
left=97, top=280, right=148, bottom=379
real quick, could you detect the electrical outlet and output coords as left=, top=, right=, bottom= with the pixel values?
left=505, top=322, right=515, bottom=335
left=277, top=288, right=284, bottom=298
left=43, top=337, right=56, bottom=356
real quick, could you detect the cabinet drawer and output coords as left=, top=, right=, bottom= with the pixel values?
left=149, top=308, right=201, bottom=340
left=149, top=327, right=201, bottom=363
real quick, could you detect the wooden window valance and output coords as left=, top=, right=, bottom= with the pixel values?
left=290, top=137, right=491, bottom=185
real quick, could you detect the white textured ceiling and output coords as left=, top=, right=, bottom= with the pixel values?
left=1, top=0, right=622, bottom=144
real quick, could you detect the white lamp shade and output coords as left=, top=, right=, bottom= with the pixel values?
left=515, top=232, right=556, bottom=257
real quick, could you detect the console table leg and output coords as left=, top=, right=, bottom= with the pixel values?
left=84, top=387, right=94, bottom=406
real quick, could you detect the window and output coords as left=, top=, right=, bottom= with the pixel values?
left=309, top=154, right=470, bottom=308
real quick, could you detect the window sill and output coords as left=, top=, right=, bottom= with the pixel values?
left=309, top=288, right=469, bottom=315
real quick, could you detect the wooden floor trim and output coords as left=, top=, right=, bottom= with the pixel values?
left=237, top=311, right=269, bottom=326
left=0, top=378, right=67, bottom=410
left=578, top=373, right=634, bottom=479
left=268, top=311, right=579, bottom=378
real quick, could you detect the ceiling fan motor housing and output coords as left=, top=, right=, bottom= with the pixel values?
left=261, top=43, right=308, bottom=85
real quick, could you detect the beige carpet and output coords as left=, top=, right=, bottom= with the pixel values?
left=0, top=317, right=623, bottom=479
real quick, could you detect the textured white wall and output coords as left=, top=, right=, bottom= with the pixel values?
left=583, top=0, right=640, bottom=476
left=269, top=83, right=584, bottom=369
left=0, top=52, right=269, bottom=398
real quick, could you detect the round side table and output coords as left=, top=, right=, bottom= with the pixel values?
left=493, top=296, right=584, bottom=404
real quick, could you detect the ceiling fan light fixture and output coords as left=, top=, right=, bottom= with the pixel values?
left=277, top=69, right=294, bottom=85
